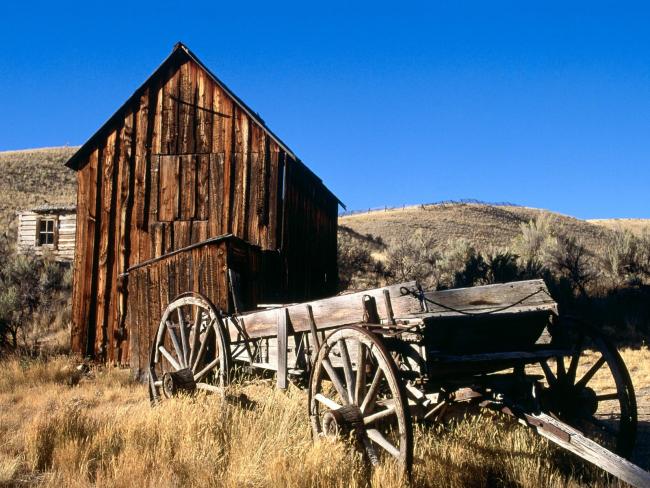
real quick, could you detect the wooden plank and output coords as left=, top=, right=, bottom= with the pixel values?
left=421, top=279, right=557, bottom=318
left=207, top=153, right=224, bottom=235
left=85, top=147, right=103, bottom=357
left=232, top=282, right=420, bottom=340
left=161, top=64, right=180, bottom=155
left=247, top=151, right=260, bottom=245
left=190, top=220, right=208, bottom=244
left=96, top=130, right=119, bottom=359
left=163, top=222, right=174, bottom=254
left=158, top=155, right=179, bottom=221
left=151, top=223, right=164, bottom=257
left=178, top=60, right=196, bottom=154
left=116, top=111, right=134, bottom=364
left=173, top=221, right=192, bottom=250
left=134, top=89, right=150, bottom=230
left=276, top=309, right=288, bottom=389
left=149, top=155, right=160, bottom=223
left=196, top=154, right=209, bottom=220
left=70, top=164, right=89, bottom=354
left=179, top=155, right=196, bottom=219
left=195, top=66, right=212, bottom=154
left=526, top=413, right=650, bottom=488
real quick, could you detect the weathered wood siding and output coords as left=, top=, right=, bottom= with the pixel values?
left=124, top=236, right=276, bottom=376
left=16, top=210, right=76, bottom=261
left=68, top=46, right=339, bottom=362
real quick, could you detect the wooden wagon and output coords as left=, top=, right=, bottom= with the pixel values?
left=135, top=244, right=649, bottom=487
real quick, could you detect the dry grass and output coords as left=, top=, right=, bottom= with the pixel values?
left=340, top=204, right=626, bottom=259
left=0, top=147, right=77, bottom=230
left=1, top=348, right=648, bottom=487
left=588, top=219, right=650, bottom=237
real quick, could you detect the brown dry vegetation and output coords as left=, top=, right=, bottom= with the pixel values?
left=589, top=219, right=650, bottom=238
left=340, top=204, right=628, bottom=259
left=0, top=147, right=77, bottom=230
left=2, top=346, right=649, bottom=487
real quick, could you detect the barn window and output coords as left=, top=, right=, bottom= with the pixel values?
left=37, top=218, right=55, bottom=246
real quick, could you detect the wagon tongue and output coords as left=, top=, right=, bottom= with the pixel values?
left=489, top=402, right=650, bottom=488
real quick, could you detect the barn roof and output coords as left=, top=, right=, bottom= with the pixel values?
left=65, top=42, right=343, bottom=207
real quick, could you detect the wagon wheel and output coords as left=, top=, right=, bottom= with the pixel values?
left=149, top=292, right=231, bottom=402
left=537, top=318, right=637, bottom=457
left=308, top=325, right=413, bottom=472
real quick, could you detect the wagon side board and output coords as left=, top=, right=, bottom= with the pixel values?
left=229, top=279, right=557, bottom=344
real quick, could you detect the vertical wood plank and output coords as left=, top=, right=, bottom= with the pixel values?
left=196, top=67, right=212, bottom=154
left=161, top=64, right=180, bottom=155
left=116, top=112, right=135, bottom=363
left=208, top=153, right=224, bottom=236
left=277, top=308, right=288, bottom=389
left=158, top=155, right=179, bottom=221
left=196, top=154, right=210, bottom=220
left=179, top=154, right=196, bottom=219
left=178, top=60, right=197, bottom=154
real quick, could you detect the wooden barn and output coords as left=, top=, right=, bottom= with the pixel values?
left=16, top=205, right=76, bottom=261
left=66, top=43, right=341, bottom=369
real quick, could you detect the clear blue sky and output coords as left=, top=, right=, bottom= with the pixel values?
left=1, top=1, right=649, bottom=218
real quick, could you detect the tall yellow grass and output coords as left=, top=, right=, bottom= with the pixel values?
left=1, top=352, right=644, bottom=487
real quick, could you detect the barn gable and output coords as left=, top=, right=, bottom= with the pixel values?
left=67, top=43, right=340, bottom=363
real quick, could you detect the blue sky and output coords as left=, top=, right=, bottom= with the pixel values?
left=1, top=2, right=649, bottom=218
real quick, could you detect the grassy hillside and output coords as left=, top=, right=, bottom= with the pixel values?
left=339, top=203, right=627, bottom=258
left=0, top=147, right=78, bottom=231
left=589, top=218, right=650, bottom=237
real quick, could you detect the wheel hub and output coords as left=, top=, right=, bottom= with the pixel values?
left=541, top=384, right=599, bottom=420
left=162, top=368, right=196, bottom=398
left=322, top=405, right=364, bottom=437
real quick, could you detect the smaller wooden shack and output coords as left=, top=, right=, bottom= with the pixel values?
left=16, top=205, right=76, bottom=261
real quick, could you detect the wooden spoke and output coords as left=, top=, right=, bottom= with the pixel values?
left=366, top=428, right=400, bottom=458
left=596, top=393, right=620, bottom=402
left=194, top=358, right=220, bottom=382
left=361, top=367, right=383, bottom=414
left=192, top=326, right=211, bottom=372
left=314, top=393, right=342, bottom=411
left=195, top=382, right=222, bottom=393
left=322, top=358, right=350, bottom=405
left=188, top=311, right=204, bottom=367
left=355, top=340, right=367, bottom=404
left=363, top=405, right=396, bottom=425
left=566, top=335, right=584, bottom=384
left=575, top=356, right=606, bottom=390
left=165, top=320, right=185, bottom=368
left=338, top=339, right=355, bottom=403
left=177, top=308, right=189, bottom=367
left=159, top=346, right=181, bottom=371
left=540, top=360, right=557, bottom=386
left=555, top=354, right=566, bottom=379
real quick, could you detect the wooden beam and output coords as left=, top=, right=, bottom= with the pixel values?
left=277, top=308, right=288, bottom=390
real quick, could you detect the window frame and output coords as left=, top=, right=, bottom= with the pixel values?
left=35, top=216, right=58, bottom=248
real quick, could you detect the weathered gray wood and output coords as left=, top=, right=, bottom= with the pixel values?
left=421, top=279, right=557, bottom=318
left=228, top=280, right=557, bottom=343
left=363, top=295, right=380, bottom=324
left=527, top=413, right=650, bottom=488
left=230, top=282, right=419, bottom=340
left=383, top=289, right=396, bottom=325
left=277, top=308, right=288, bottom=389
